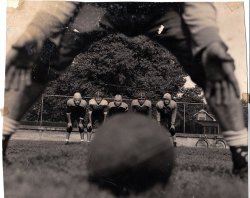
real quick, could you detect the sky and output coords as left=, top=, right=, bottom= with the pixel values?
left=5, top=0, right=249, bottom=95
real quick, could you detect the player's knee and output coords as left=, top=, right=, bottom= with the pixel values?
left=67, top=126, right=73, bottom=133
left=79, top=126, right=84, bottom=133
left=169, top=128, right=176, bottom=136
left=87, top=123, right=92, bottom=132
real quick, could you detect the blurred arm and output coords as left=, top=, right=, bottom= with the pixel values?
left=5, top=2, right=81, bottom=90
left=182, top=2, right=240, bottom=100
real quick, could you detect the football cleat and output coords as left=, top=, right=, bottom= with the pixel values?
left=65, top=140, right=69, bottom=145
left=230, top=146, right=248, bottom=181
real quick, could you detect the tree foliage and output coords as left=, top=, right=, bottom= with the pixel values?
left=48, top=34, right=186, bottom=99
left=176, top=85, right=204, bottom=103
left=174, top=85, right=206, bottom=121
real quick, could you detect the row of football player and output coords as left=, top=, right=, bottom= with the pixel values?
left=66, top=91, right=177, bottom=145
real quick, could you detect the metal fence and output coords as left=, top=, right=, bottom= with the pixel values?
left=22, top=94, right=248, bottom=135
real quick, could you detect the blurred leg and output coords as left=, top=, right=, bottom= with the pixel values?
left=148, top=8, right=247, bottom=178
left=3, top=4, right=109, bottom=158
left=3, top=82, right=47, bottom=158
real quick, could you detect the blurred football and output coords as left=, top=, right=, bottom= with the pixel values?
left=87, top=113, right=175, bottom=195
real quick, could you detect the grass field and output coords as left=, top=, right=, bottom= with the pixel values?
left=3, top=135, right=248, bottom=198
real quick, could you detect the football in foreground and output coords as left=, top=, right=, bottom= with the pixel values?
left=87, top=113, right=175, bottom=195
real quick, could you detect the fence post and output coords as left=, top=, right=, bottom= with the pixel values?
left=39, top=94, right=44, bottom=128
left=183, top=103, right=186, bottom=133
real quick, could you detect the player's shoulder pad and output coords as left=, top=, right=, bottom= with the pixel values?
left=170, top=100, right=177, bottom=108
left=67, top=98, right=74, bottom=106
left=156, top=100, right=164, bottom=109
left=80, top=99, right=87, bottom=107
left=121, top=102, right=128, bottom=109
left=144, top=100, right=152, bottom=107
left=108, top=102, right=115, bottom=108
left=131, top=99, right=139, bottom=106
left=100, top=99, right=108, bottom=106
left=89, top=98, right=97, bottom=105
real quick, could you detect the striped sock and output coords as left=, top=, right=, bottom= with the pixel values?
left=223, top=128, right=248, bottom=147
left=3, top=117, right=19, bottom=136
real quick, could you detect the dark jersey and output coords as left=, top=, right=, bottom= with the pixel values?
left=156, top=100, right=177, bottom=124
left=66, top=98, right=87, bottom=119
left=108, top=102, right=128, bottom=117
left=89, top=98, right=108, bottom=119
left=131, top=99, right=152, bottom=116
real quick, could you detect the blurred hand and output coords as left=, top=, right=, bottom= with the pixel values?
left=202, top=42, right=240, bottom=105
left=5, top=27, right=44, bottom=91
left=5, top=2, right=81, bottom=91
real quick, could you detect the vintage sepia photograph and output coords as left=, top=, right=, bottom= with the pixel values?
left=3, top=1, right=248, bottom=198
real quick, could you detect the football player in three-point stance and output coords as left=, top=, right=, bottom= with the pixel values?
left=108, top=95, right=128, bottom=117
left=87, top=91, right=108, bottom=142
left=131, top=92, right=152, bottom=117
left=66, top=92, right=87, bottom=144
left=156, top=93, right=177, bottom=147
